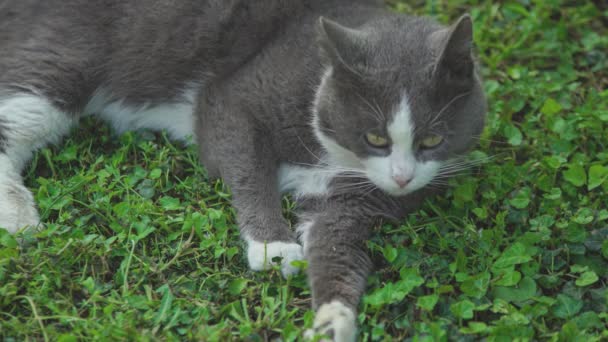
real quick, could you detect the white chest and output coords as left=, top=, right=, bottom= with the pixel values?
left=277, top=164, right=338, bottom=198
left=84, top=88, right=196, bottom=142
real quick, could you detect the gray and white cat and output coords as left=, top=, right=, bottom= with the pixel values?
left=0, top=0, right=486, bottom=340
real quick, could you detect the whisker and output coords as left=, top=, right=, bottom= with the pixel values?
left=433, top=171, right=484, bottom=179
left=361, top=184, right=379, bottom=198
left=334, top=182, right=374, bottom=190
left=332, top=183, right=376, bottom=195
left=428, top=91, right=472, bottom=126
left=337, top=181, right=373, bottom=188
left=356, top=103, right=383, bottom=123
left=471, top=136, right=510, bottom=145
left=438, top=165, right=484, bottom=173
left=439, top=156, right=496, bottom=169
left=439, top=165, right=485, bottom=172
left=295, top=135, right=325, bottom=163
left=372, top=98, right=387, bottom=121
left=430, top=181, right=451, bottom=186
left=437, top=165, right=488, bottom=174
left=425, top=183, right=448, bottom=190
left=289, top=162, right=367, bottom=176
left=318, top=126, right=336, bottom=133
left=436, top=168, right=484, bottom=175
left=355, top=93, right=384, bottom=123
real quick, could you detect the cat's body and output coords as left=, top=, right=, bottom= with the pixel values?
left=0, top=0, right=486, bottom=340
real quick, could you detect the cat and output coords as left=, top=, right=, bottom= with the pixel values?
left=0, top=0, right=486, bottom=340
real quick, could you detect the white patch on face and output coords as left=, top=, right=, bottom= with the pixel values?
left=86, top=88, right=196, bottom=142
left=304, top=300, right=357, bottom=342
left=245, top=237, right=304, bottom=278
left=363, top=95, right=441, bottom=196
left=312, top=71, right=441, bottom=196
left=362, top=95, right=442, bottom=196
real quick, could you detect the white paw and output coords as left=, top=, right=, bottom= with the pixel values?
left=305, top=301, right=357, bottom=342
left=0, top=179, right=39, bottom=234
left=246, top=239, right=304, bottom=277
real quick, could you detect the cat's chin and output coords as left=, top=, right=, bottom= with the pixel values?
left=380, top=187, right=414, bottom=197
left=371, top=182, right=417, bottom=197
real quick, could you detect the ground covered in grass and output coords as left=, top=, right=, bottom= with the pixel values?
left=1, top=0, right=607, bottom=340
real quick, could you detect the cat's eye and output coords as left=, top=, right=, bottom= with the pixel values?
left=420, top=135, right=444, bottom=149
left=365, top=133, right=389, bottom=148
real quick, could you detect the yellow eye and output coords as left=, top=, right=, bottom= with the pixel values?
left=421, top=135, right=444, bottom=148
left=365, top=133, right=389, bottom=148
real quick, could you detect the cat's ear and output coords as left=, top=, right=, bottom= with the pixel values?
left=431, top=14, right=475, bottom=83
left=317, top=17, right=368, bottom=71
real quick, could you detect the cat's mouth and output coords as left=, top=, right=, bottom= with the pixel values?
left=362, top=157, right=442, bottom=196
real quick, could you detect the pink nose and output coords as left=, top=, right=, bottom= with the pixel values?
left=392, top=175, right=411, bottom=188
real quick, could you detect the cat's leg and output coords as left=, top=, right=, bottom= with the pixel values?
left=223, top=139, right=304, bottom=277
left=0, top=12, right=103, bottom=234
left=0, top=92, right=76, bottom=233
left=198, top=101, right=303, bottom=277
left=300, top=209, right=373, bottom=342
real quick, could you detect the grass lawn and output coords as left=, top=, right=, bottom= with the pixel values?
left=1, top=0, right=607, bottom=340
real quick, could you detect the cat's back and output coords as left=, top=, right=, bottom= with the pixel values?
left=0, top=0, right=234, bottom=104
left=0, top=0, right=117, bottom=37
left=0, top=0, right=213, bottom=53
left=0, top=0, right=378, bottom=105
left=0, top=0, right=120, bottom=71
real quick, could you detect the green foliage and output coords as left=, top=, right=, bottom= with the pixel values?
left=1, top=0, right=607, bottom=340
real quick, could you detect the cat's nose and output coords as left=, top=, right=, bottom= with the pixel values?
left=392, top=175, right=411, bottom=188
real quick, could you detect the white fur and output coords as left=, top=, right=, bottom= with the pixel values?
left=0, top=94, right=75, bottom=170
left=246, top=237, right=304, bottom=277
left=0, top=94, right=72, bottom=232
left=278, top=164, right=338, bottom=198
left=0, top=166, right=39, bottom=233
left=295, top=218, right=316, bottom=250
left=0, top=89, right=197, bottom=234
left=305, top=300, right=357, bottom=342
left=85, top=88, right=196, bottom=141
left=363, top=95, right=442, bottom=196
left=313, top=129, right=363, bottom=170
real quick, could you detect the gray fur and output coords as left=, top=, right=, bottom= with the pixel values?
left=0, top=0, right=486, bottom=336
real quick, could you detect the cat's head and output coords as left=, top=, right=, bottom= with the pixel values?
left=312, top=14, right=487, bottom=196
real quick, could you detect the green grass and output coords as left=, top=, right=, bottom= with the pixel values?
left=1, top=0, right=607, bottom=340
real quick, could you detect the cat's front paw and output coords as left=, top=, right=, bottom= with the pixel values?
left=305, top=301, right=357, bottom=342
left=0, top=180, right=39, bottom=234
left=246, top=239, right=304, bottom=277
